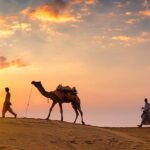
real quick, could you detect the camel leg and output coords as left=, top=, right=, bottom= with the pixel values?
left=73, top=107, right=79, bottom=124
left=59, top=103, right=63, bottom=121
left=72, top=103, right=79, bottom=124
left=46, top=101, right=57, bottom=120
left=78, top=107, right=85, bottom=125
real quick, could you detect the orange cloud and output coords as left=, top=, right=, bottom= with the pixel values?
left=86, top=0, right=95, bottom=5
left=143, top=0, right=149, bottom=8
left=11, top=22, right=31, bottom=31
left=21, top=4, right=77, bottom=23
left=71, top=0, right=82, bottom=4
left=126, top=19, right=137, bottom=25
left=21, top=0, right=95, bottom=23
left=0, top=16, right=16, bottom=28
left=112, top=32, right=150, bottom=46
left=0, top=56, right=29, bottom=69
left=139, top=10, right=150, bottom=16
left=71, top=0, right=95, bottom=5
left=0, top=15, right=31, bottom=38
left=0, top=29, right=15, bottom=38
left=125, top=12, right=132, bottom=16
left=0, top=18, right=5, bottom=25
left=112, top=36, right=131, bottom=41
left=114, top=1, right=123, bottom=8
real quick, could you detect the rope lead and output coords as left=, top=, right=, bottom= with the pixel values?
left=25, top=85, right=33, bottom=117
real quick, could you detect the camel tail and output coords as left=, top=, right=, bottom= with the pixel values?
left=72, top=96, right=81, bottom=108
left=72, top=96, right=85, bottom=125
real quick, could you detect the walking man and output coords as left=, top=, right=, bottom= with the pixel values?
left=2, top=87, right=17, bottom=118
left=138, top=98, right=150, bottom=127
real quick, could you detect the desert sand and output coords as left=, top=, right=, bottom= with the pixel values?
left=0, top=118, right=150, bottom=150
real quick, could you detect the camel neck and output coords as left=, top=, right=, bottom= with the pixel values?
left=36, top=84, right=51, bottom=98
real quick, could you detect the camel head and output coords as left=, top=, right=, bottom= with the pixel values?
left=31, top=81, right=42, bottom=87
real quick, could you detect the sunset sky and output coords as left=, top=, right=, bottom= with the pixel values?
left=0, top=0, right=150, bottom=126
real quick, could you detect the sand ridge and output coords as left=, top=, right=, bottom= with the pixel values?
left=0, top=118, right=150, bottom=150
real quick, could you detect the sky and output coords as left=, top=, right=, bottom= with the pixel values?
left=0, top=0, right=150, bottom=127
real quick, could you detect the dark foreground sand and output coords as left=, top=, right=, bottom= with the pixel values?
left=0, top=118, right=150, bottom=150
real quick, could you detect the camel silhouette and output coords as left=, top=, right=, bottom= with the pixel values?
left=31, top=81, right=85, bottom=125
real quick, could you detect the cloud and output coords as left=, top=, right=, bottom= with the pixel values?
left=112, top=32, right=150, bottom=46
left=71, top=0, right=95, bottom=5
left=126, top=19, right=137, bottom=25
left=11, top=22, right=31, bottom=31
left=22, top=6, right=77, bottom=23
left=143, top=0, right=149, bottom=8
left=21, top=0, right=95, bottom=23
left=0, top=0, right=95, bottom=39
left=0, top=29, right=15, bottom=38
left=113, top=1, right=123, bottom=8
left=71, top=0, right=82, bottom=4
left=21, top=1, right=78, bottom=23
left=0, top=15, right=31, bottom=38
left=112, top=36, right=132, bottom=42
left=125, top=12, right=133, bottom=16
left=86, top=0, right=96, bottom=5
left=139, top=10, right=150, bottom=16
left=0, top=16, right=15, bottom=38
left=0, top=56, right=29, bottom=69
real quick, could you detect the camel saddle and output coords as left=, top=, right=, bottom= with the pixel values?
left=56, top=84, right=77, bottom=95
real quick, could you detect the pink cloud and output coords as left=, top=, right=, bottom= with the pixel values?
left=0, top=56, right=29, bottom=69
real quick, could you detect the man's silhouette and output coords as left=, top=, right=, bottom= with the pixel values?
left=2, top=87, right=17, bottom=118
left=138, top=98, right=150, bottom=127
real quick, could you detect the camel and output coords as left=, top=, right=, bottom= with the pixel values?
left=31, top=81, right=85, bottom=125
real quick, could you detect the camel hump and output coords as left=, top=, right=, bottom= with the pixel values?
left=56, top=84, right=78, bottom=95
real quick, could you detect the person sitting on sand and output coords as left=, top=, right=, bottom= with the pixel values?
left=2, top=87, right=17, bottom=118
left=138, top=98, right=150, bottom=127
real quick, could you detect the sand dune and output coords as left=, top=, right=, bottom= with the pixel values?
left=0, top=118, right=150, bottom=150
